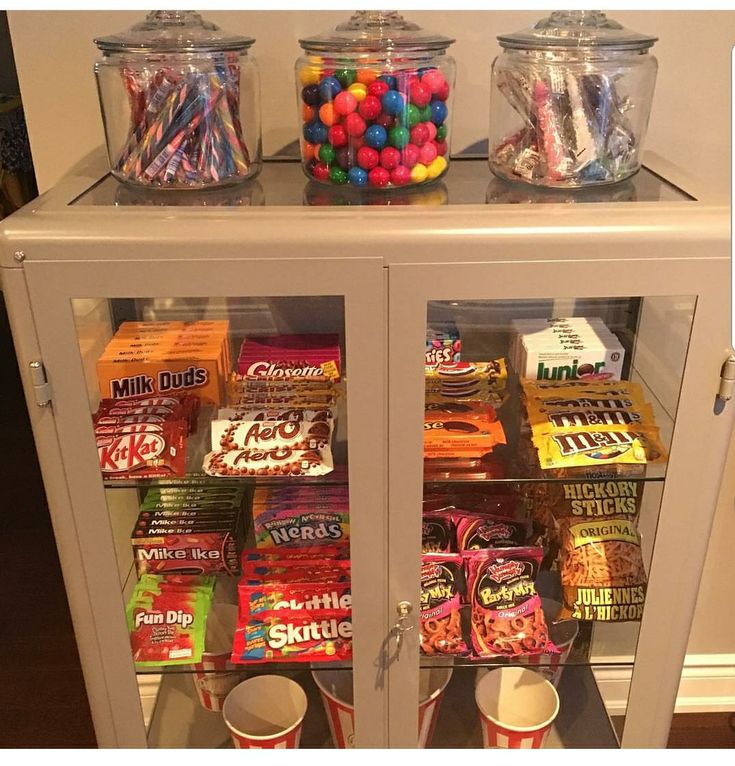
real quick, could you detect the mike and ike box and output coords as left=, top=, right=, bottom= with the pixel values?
left=97, top=321, right=230, bottom=406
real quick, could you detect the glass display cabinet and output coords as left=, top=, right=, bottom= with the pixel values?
left=1, top=153, right=732, bottom=748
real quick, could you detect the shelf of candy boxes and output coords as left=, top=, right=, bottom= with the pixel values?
left=126, top=478, right=353, bottom=676
left=94, top=330, right=347, bottom=487
left=422, top=329, right=670, bottom=483
left=420, top=320, right=669, bottom=659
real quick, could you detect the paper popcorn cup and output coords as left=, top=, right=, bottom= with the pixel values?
left=191, top=603, right=240, bottom=712
left=313, top=666, right=452, bottom=748
left=518, top=598, right=579, bottom=687
left=475, top=667, right=560, bottom=748
left=222, top=675, right=307, bottom=749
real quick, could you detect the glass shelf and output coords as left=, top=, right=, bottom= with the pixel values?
left=72, top=157, right=694, bottom=209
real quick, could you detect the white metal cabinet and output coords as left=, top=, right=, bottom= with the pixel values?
left=1, top=156, right=732, bottom=749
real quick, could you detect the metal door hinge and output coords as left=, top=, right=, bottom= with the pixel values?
left=29, top=360, right=52, bottom=406
left=717, top=354, right=735, bottom=403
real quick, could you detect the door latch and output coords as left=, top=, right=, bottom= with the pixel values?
left=717, top=354, right=735, bottom=403
left=29, top=360, right=52, bottom=407
left=393, top=600, right=414, bottom=654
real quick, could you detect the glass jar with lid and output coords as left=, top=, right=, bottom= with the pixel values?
left=296, top=11, right=455, bottom=189
left=489, top=10, right=658, bottom=188
left=94, top=11, right=262, bottom=189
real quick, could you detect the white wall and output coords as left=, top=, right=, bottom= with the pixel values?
left=7, top=10, right=735, bottom=663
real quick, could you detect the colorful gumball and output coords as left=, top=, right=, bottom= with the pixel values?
left=368, top=166, right=390, bottom=187
left=335, top=68, right=356, bottom=88
left=302, top=103, right=315, bottom=122
left=410, top=123, right=430, bottom=147
left=368, top=80, right=390, bottom=99
left=436, top=79, right=450, bottom=101
left=299, top=66, right=321, bottom=86
left=379, top=146, right=401, bottom=170
left=401, top=104, right=421, bottom=128
left=436, top=124, right=448, bottom=141
left=419, top=104, right=432, bottom=123
left=390, top=165, right=411, bottom=186
left=302, top=84, right=321, bottom=106
left=348, top=82, right=368, bottom=101
left=303, top=120, right=328, bottom=145
left=356, top=69, right=378, bottom=85
left=421, top=69, right=445, bottom=94
left=319, top=102, right=338, bottom=127
left=357, top=145, right=380, bottom=170
left=430, top=100, right=448, bottom=125
left=312, top=161, right=330, bottom=181
left=435, top=140, right=448, bottom=156
left=401, top=143, right=420, bottom=168
left=364, top=124, right=388, bottom=149
left=419, top=142, right=438, bottom=165
left=334, top=90, right=358, bottom=116
left=335, top=146, right=357, bottom=170
left=374, top=113, right=396, bottom=130
left=377, top=74, right=397, bottom=90
left=409, top=81, right=432, bottom=108
left=381, top=90, right=405, bottom=116
left=302, top=141, right=317, bottom=162
left=348, top=166, right=368, bottom=186
left=358, top=95, right=382, bottom=121
left=328, top=124, right=348, bottom=148
left=344, top=112, right=367, bottom=137
left=388, top=125, right=410, bottom=149
left=425, top=122, right=438, bottom=141
left=319, top=76, right=342, bottom=101
left=410, top=163, right=429, bottom=183
left=319, top=143, right=337, bottom=164
left=426, top=155, right=447, bottom=179
left=329, top=165, right=348, bottom=184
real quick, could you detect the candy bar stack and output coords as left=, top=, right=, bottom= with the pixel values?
left=204, top=334, right=341, bottom=477
left=93, top=394, right=198, bottom=479
left=424, top=359, right=510, bottom=480
left=96, top=320, right=230, bottom=406
left=132, top=485, right=247, bottom=576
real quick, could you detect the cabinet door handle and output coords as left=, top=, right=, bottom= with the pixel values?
left=394, top=600, right=415, bottom=654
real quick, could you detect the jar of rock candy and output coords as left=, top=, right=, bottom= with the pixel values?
left=489, top=11, right=657, bottom=188
left=94, top=11, right=262, bottom=189
left=296, top=11, right=455, bottom=189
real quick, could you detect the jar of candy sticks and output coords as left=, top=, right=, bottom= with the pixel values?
left=489, top=11, right=658, bottom=188
left=296, top=11, right=455, bottom=190
left=94, top=11, right=261, bottom=189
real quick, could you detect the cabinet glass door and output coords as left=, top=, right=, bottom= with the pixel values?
left=25, top=256, right=385, bottom=748
left=388, top=253, right=730, bottom=749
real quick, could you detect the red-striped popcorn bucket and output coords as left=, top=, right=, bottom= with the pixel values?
left=475, top=667, right=560, bottom=748
left=518, top=598, right=579, bottom=687
left=191, top=603, right=240, bottom=712
left=222, top=675, right=307, bottom=749
left=312, top=665, right=452, bottom=748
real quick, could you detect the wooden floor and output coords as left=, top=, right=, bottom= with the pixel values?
left=0, top=294, right=733, bottom=749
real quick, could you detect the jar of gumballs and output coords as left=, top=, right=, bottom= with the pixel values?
left=296, top=10, right=455, bottom=189
left=94, top=11, right=262, bottom=189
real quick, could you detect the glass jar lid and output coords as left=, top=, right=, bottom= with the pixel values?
left=299, top=10, right=454, bottom=54
left=497, top=10, right=657, bottom=51
left=94, top=10, right=255, bottom=54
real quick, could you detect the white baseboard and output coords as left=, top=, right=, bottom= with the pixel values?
left=593, top=654, right=735, bottom=715
left=137, top=674, right=162, bottom=730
